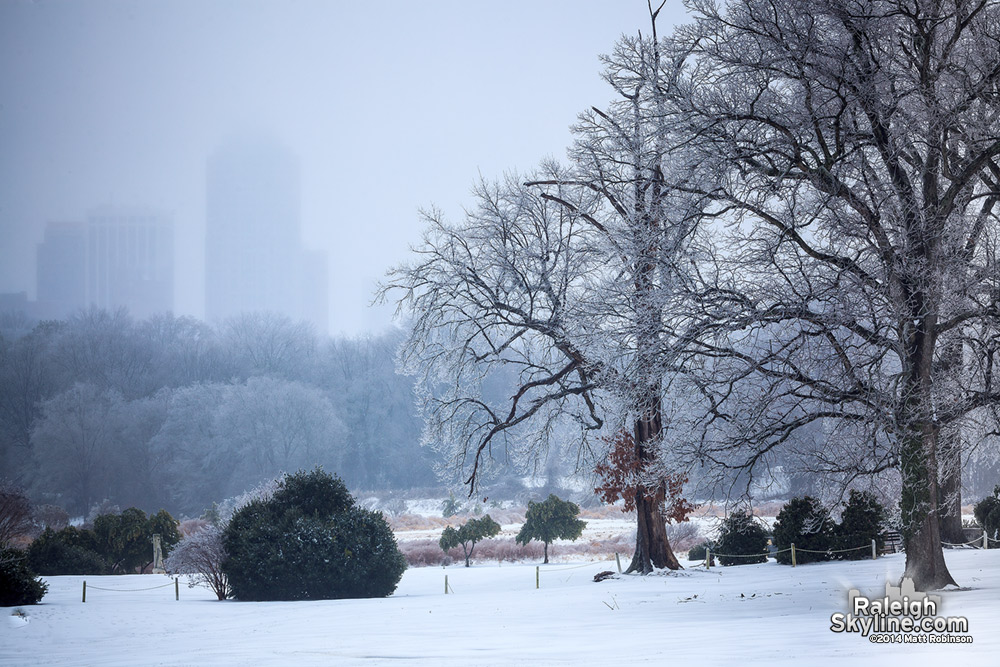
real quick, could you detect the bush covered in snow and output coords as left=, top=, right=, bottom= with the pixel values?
left=715, top=510, right=768, bottom=566
left=222, top=468, right=407, bottom=601
left=772, top=496, right=835, bottom=564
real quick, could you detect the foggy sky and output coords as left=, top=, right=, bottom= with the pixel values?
left=0, top=0, right=689, bottom=336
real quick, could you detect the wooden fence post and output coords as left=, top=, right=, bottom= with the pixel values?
left=871, top=539, right=876, bottom=560
left=82, top=580, right=86, bottom=603
left=615, top=552, right=622, bottom=574
left=445, top=575, right=449, bottom=594
left=536, top=566, right=539, bottom=589
left=791, top=543, right=797, bottom=567
left=175, top=577, right=179, bottom=601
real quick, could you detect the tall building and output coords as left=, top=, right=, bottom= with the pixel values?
left=36, top=221, right=86, bottom=318
left=33, top=209, right=174, bottom=321
left=86, top=207, right=174, bottom=319
left=205, top=138, right=328, bottom=333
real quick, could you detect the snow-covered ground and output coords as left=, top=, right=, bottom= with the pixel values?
left=3, top=549, right=997, bottom=666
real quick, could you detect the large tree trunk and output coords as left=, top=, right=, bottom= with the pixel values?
left=899, top=314, right=957, bottom=590
left=625, top=395, right=681, bottom=574
left=628, top=492, right=681, bottom=573
left=900, top=428, right=957, bottom=589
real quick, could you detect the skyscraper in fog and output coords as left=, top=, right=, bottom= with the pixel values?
left=34, top=209, right=173, bottom=320
left=86, top=207, right=174, bottom=319
left=36, top=221, right=86, bottom=318
left=205, top=138, right=328, bottom=332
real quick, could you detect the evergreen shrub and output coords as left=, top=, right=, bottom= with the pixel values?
left=716, top=510, right=768, bottom=565
left=974, top=486, right=1000, bottom=548
left=28, top=527, right=108, bottom=575
left=0, top=547, right=48, bottom=606
left=772, top=496, right=834, bottom=564
left=222, top=468, right=406, bottom=601
left=835, top=490, right=886, bottom=559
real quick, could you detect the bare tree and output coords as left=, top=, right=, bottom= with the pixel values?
left=669, top=0, right=1000, bottom=589
left=0, top=479, right=32, bottom=547
left=165, top=525, right=230, bottom=600
left=31, top=383, right=121, bottom=515
left=384, top=4, right=714, bottom=574
left=221, top=311, right=316, bottom=380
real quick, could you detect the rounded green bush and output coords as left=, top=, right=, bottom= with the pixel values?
left=28, top=527, right=108, bottom=575
left=222, top=468, right=406, bottom=601
left=835, top=490, right=886, bottom=559
left=772, top=496, right=834, bottom=565
left=687, top=541, right=714, bottom=562
left=1, top=547, right=48, bottom=606
left=716, top=510, right=768, bottom=566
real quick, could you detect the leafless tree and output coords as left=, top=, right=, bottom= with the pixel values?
left=221, top=311, right=316, bottom=380
left=164, top=524, right=230, bottom=600
left=0, top=479, right=32, bottom=547
left=383, top=3, right=716, bottom=574
left=668, top=0, right=1000, bottom=589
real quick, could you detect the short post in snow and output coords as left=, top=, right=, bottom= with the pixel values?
left=615, top=552, right=622, bottom=574
left=175, top=577, right=179, bottom=601
left=871, top=538, right=877, bottom=560
left=985, top=530, right=989, bottom=549
left=705, top=547, right=711, bottom=569
left=536, top=566, right=540, bottom=590
left=82, top=580, right=86, bottom=603
left=791, top=543, right=797, bottom=567
left=445, top=575, right=449, bottom=595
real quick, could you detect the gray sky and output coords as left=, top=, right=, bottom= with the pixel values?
left=0, top=0, right=689, bottom=336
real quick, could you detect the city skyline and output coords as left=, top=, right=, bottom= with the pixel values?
left=0, top=0, right=688, bottom=335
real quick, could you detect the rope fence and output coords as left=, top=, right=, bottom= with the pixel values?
left=941, top=529, right=1000, bottom=549
left=543, top=560, right=614, bottom=572
left=701, top=530, right=1000, bottom=569
left=82, top=578, right=179, bottom=602
left=796, top=544, right=870, bottom=554
left=706, top=539, right=881, bottom=568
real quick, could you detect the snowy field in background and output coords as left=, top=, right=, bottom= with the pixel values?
left=4, top=550, right=999, bottom=666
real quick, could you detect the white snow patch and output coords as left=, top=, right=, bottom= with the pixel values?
left=2, top=550, right=998, bottom=665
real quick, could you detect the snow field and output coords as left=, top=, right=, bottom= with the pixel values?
left=2, top=549, right=998, bottom=666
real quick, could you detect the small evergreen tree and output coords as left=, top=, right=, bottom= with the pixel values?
left=515, top=494, right=587, bottom=564
left=772, top=496, right=834, bottom=564
left=440, top=493, right=461, bottom=518
left=974, top=486, right=1000, bottom=548
left=92, top=507, right=180, bottom=573
left=439, top=515, right=500, bottom=567
left=147, top=509, right=182, bottom=566
left=0, top=547, right=48, bottom=606
left=715, top=510, right=768, bottom=565
left=835, top=490, right=887, bottom=559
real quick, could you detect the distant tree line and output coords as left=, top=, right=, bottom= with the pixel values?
left=0, top=307, right=437, bottom=517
